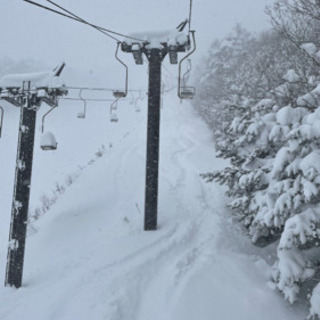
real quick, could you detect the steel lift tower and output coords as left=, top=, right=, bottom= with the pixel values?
left=121, top=29, right=196, bottom=230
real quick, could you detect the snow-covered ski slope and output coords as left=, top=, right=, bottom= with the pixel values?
left=0, top=92, right=306, bottom=320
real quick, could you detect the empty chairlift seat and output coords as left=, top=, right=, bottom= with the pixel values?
left=112, top=42, right=128, bottom=99
left=179, top=86, right=196, bottom=99
left=110, top=113, right=119, bottom=122
left=40, top=131, right=58, bottom=150
left=177, top=31, right=197, bottom=100
left=77, top=112, right=85, bottom=119
left=113, top=90, right=127, bottom=98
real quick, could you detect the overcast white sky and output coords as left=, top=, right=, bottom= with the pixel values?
left=0, top=0, right=276, bottom=86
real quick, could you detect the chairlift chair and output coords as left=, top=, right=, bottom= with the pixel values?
left=179, top=60, right=195, bottom=100
left=179, top=86, right=196, bottom=99
left=113, top=42, right=128, bottom=99
left=40, top=106, right=58, bottom=150
left=109, top=98, right=119, bottom=122
left=110, top=113, right=119, bottom=123
left=178, top=31, right=196, bottom=100
left=40, top=131, right=58, bottom=150
left=77, top=88, right=86, bottom=119
left=113, top=90, right=127, bottom=98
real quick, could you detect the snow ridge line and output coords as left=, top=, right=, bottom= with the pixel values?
left=27, top=111, right=146, bottom=235
left=27, top=144, right=107, bottom=235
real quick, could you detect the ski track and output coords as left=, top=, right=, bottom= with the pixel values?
left=97, top=101, right=224, bottom=320
left=0, top=94, right=304, bottom=320
left=28, top=99, right=222, bottom=320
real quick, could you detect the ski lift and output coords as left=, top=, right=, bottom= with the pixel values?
left=110, top=113, right=119, bottom=122
left=77, top=88, right=86, bottom=119
left=178, top=31, right=196, bottom=100
left=110, top=99, right=119, bottom=122
left=40, top=106, right=58, bottom=150
left=113, top=42, right=128, bottom=99
left=0, top=106, right=4, bottom=138
left=134, top=91, right=142, bottom=112
left=40, top=131, right=58, bottom=150
left=179, top=86, right=196, bottom=99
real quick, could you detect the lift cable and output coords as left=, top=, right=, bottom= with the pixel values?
left=45, top=0, right=128, bottom=42
left=22, top=0, right=115, bottom=38
left=65, top=86, right=147, bottom=93
left=0, top=87, right=147, bottom=95
left=22, top=0, right=145, bottom=42
left=65, top=86, right=114, bottom=92
left=59, top=97, right=129, bottom=102
left=44, top=0, right=120, bottom=42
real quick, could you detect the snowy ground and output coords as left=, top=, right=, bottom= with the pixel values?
left=0, top=91, right=307, bottom=319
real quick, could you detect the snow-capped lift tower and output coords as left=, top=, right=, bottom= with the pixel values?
left=0, top=63, right=67, bottom=288
left=121, top=25, right=196, bottom=231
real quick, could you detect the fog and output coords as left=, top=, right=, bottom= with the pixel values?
left=0, top=0, right=276, bottom=86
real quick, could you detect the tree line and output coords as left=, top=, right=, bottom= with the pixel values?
left=194, top=1, right=320, bottom=317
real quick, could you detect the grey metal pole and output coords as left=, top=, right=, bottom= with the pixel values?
left=144, top=48, right=163, bottom=231
left=5, top=97, right=37, bottom=288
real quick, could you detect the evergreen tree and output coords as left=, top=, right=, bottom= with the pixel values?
left=195, top=0, right=320, bottom=315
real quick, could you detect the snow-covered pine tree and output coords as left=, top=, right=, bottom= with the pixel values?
left=199, top=27, right=306, bottom=245
left=268, top=88, right=320, bottom=306
left=197, top=0, right=320, bottom=315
